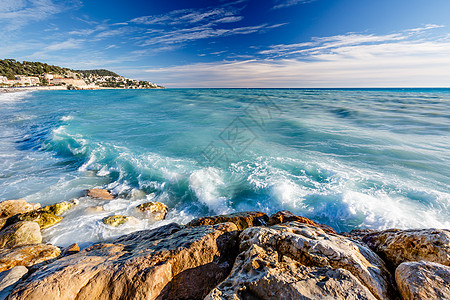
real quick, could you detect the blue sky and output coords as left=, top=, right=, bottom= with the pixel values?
left=1, top=0, right=450, bottom=87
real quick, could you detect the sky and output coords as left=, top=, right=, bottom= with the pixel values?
left=1, top=0, right=450, bottom=87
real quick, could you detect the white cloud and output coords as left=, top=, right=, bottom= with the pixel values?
left=138, top=26, right=450, bottom=87
left=272, top=0, right=316, bottom=9
left=45, top=38, right=84, bottom=51
left=0, top=0, right=78, bottom=31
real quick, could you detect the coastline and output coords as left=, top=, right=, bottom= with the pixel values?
left=0, top=196, right=448, bottom=299
left=0, top=86, right=165, bottom=93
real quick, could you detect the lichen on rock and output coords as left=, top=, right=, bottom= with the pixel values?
left=0, top=221, right=41, bottom=249
left=135, top=201, right=168, bottom=221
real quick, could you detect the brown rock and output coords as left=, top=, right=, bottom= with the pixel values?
left=2, top=210, right=62, bottom=230
left=268, top=210, right=336, bottom=234
left=86, top=189, right=114, bottom=200
left=61, top=243, right=80, bottom=257
left=341, top=229, right=377, bottom=243
left=362, top=228, right=450, bottom=268
left=395, top=261, right=450, bottom=300
left=207, top=222, right=396, bottom=300
left=0, top=222, right=41, bottom=249
left=187, top=211, right=268, bottom=231
left=0, top=200, right=41, bottom=228
left=7, top=222, right=239, bottom=300
left=0, top=244, right=61, bottom=272
left=135, top=202, right=168, bottom=221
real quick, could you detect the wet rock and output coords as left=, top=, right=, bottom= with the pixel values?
left=207, top=222, right=396, bottom=300
left=7, top=222, right=239, bottom=300
left=0, top=244, right=60, bottom=272
left=0, top=266, right=28, bottom=300
left=187, top=211, right=269, bottom=231
left=61, top=243, right=80, bottom=257
left=268, top=210, right=336, bottom=234
left=135, top=201, right=168, bottom=221
left=0, top=222, right=41, bottom=249
left=2, top=210, right=62, bottom=230
left=395, top=261, right=450, bottom=300
left=362, top=228, right=450, bottom=268
left=86, top=189, right=114, bottom=200
left=102, top=215, right=134, bottom=227
left=84, top=206, right=104, bottom=213
left=41, top=199, right=79, bottom=215
left=0, top=200, right=40, bottom=228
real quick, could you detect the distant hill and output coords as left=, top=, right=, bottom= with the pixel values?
left=0, top=59, right=71, bottom=80
left=74, top=69, right=119, bottom=77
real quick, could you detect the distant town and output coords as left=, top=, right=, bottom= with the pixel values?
left=0, top=59, right=164, bottom=90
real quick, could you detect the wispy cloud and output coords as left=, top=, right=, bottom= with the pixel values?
left=0, top=0, right=79, bottom=32
left=272, top=0, right=316, bottom=9
left=137, top=25, right=450, bottom=87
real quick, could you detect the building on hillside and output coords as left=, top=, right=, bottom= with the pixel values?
left=51, top=78, right=87, bottom=87
left=42, top=74, right=54, bottom=80
left=0, top=76, right=8, bottom=84
left=13, top=75, right=40, bottom=86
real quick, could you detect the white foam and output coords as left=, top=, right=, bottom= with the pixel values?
left=189, top=167, right=231, bottom=214
left=0, top=91, right=32, bottom=103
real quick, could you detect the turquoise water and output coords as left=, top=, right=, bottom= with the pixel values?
left=0, top=89, right=449, bottom=247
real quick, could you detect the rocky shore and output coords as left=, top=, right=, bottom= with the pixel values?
left=0, top=193, right=448, bottom=299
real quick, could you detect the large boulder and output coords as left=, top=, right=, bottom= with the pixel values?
left=135, top=202, right=168, bottom=221
left=207, top=222, right=396, bottom=300
left=7, top=222, right=239, bottom=300
left=187, top=211, right=268, bottom=231
left=362, top=229, right=450, bottom=268
left=86, top=189, right=114, bottom=200
left=0, top=200, right=40, bottom=228
left=0, top=222, right=41, bottom=249
left=41, top=199, right=79, bottom=216
left=0, top=244, right=60, bottom=272
left=0, top=266, right=28, bottom=300
left=395, top=261, right=450, bottom=300
left=2, top=210, right=62, bottom=230
left=268, top=210, right=336, bottom=233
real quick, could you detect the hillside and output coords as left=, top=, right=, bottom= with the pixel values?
left=0, top=59, right=163, bottom=89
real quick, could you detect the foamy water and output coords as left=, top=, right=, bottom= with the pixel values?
left=0, top=89, right=448, bottom=248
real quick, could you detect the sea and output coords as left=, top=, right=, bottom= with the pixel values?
left=0, top=88, right=449, bottom=248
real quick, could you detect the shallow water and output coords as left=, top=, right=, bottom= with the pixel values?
left=0, top=89, right=449, bottom=248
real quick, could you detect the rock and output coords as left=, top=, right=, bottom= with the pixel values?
left=187, top=211, right=269, bottom=231
left=0, top=266, right=28, bottom=300
left=207, top=222, right=396, bottom=300
left=41, top=199, right=79, bottom=215
left=0, top=244, right=60, bottom=272
left=362, top=228, right=450, bottom=269
left=84, top=206, right=104, bottom=213
left=61, top=243, right=80, bottom=257
left=0, top=200, right=41, bottom=228
left=268, top=210, right=337, bottom=234
left=102, top=215, right=134, bottom=227
left=135, top=202, right=168, bottom=221
left=7, top=222, right=239, bottom=300
left=86, top=189, right=114, bottom=200
left=0, top=222, right=41, bottom=249
left=2, top=210, right=62, bottom=230
left=395, top=261, right=450, bottom=300
left=341, top=229, right=377, bottom=243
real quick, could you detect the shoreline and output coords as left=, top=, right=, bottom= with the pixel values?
left=0, top=86, right=165, bottom=93
left=0, top=196, right=449, bottom=299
